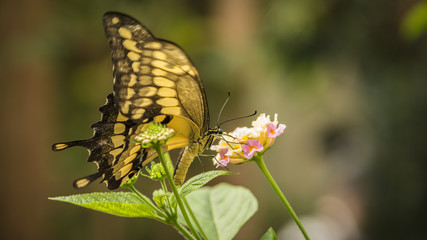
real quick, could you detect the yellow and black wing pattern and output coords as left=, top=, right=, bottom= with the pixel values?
left=53, top=94, right=150, bottom=189
left=53, top=12, right=212, bottom=189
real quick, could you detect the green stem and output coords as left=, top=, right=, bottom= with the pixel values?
left=254, top=155, right=310, bottom=240
left=160, top=179, right=175, bottom=217
left=172, top=220, right=197, bottom=240
left=160, top=179, right=169, bottom=192
left=183, top=197, right=208, bottom=240
left=154, top=145, right=202, bottom=240
left=127, top=184, right=167, bottom=219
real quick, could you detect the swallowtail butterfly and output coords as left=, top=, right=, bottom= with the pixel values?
left=53, top=12, right=218, bottom=189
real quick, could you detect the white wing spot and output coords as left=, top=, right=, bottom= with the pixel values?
left=118, top=27, right=132, bottom=39
left=138, top=86, right=157, bottom=97
left=123, top=40, right=142, bottom=53
left=153, top=77, right=175, bottom=87
left=138, top=76, right=152, bottom=85
left=127, top=52, right=141, bottom=61
left=157, top=98, right=179, bottom=107
left=158, top=87, right=177, bottom=97
left=112, top=17, right=120, bottom=24
left=145, top=42, right=162, bottom=49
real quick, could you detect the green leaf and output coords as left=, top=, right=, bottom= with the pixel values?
left=179, top=183, right=258, bottom=240
left=49, top=192, right=157, bottom=218
left=178, top=170, right=235, bottom=197
left=120, top=169, right=141, bottom=188
left=152, top=189, right=168, bottom=208
left=260, top=227, right=278, bottom=240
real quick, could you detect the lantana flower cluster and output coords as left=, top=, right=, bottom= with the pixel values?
left=211, top=113, right=286, bottom=168
left=134, top=123, right=175, bottom=147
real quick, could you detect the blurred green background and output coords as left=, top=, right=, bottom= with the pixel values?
left=1, top=0, right=427, bottom=239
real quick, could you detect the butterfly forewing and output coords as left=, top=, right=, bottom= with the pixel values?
left=103, top=12, right=209, bottom=133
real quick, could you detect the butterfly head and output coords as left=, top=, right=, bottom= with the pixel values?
left=208, top=125, right=223, bottom=136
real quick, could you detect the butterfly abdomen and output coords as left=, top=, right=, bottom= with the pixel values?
left=173, top=135, right=210, bottom=185
left=174, top=144, right=199, bottom=186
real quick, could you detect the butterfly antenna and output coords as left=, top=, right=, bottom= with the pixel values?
left=218, top=110, right=257, bottom=128
left=216, top=92, right=231, bottom=126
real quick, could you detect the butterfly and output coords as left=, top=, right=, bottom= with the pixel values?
left=52, top=11, right=219, bottom=190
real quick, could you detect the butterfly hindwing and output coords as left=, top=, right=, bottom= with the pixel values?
left=53, top=94, right=143, bottom=189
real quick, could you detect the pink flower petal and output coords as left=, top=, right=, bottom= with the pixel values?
left=266, top=123, right=286, bottom=137
left=242, top=139, right=264, bottom=159
left=276, top=124, right=286, bottom=135
left=215, top=148, right=230, bottom=168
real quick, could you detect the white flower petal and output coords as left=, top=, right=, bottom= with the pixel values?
left=252, top=113, right=272, bottom=128
left=273, top=113, right=279, bottom=125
